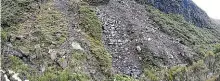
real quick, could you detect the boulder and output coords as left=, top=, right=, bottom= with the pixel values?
left=71, top=42, right=84, bottom=50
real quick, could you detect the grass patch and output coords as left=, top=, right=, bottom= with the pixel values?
left=79, top=5, right=102, bottom=40
left=144, top=68, right=159, bottom=81
left=3, top=1, right=68, bottom=55
left=36, top=2, right=68, bottom=45
left=86, top=35, right=112, bottom=77
left=146, top=5, right=216, bottom=46
left=8, top=56, right=29, bottom=72
left=79, top=3, right=112, bottom=77
left=6, top=56, right=34, bottom=79
left=72, top=50, right=87, bottom=61
left=112, top=74, right=137, bottom=81
left=1, top=30, right=8, bottom=42
left=2, top=0, right=70, bottom=80
left=1, top=0, right=37, bottom=27
left=214, top=44, right=220, bottom=53
left=140, top=46, right=220, bottom=81
left=30, top=68, right=91, bottom=81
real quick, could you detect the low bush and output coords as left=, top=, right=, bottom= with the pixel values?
left=1, top=0, right=36, bottom=27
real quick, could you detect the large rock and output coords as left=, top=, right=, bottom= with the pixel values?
left=71, top=42, right=84, bottom=50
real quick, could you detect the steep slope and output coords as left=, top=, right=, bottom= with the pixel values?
left=1, top=0, right=220, bottom=81
left=135, top=0, right=213, bottom=28
left=97, top=0, right=196, bottom=77
left=1, top=0, right=113, bottom=80
left=97, top=0, right=220, bottom=80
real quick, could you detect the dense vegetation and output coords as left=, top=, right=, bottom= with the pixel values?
left=1, top=0, right=38, bottom=27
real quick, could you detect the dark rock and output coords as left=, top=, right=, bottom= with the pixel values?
left=83, top=0, right=110, bottom=5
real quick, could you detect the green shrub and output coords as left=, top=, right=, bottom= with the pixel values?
left=31, top=68, right=91, bottom=81
left=144, top=68, right=159, bottom=81
left=87, top=35, right=112, bottom=77
left=8, top=56, right=29, bottom=72
left=72, top=50, right=87, bottom=61
left=214, top=44, right=220, bottom=53
left=79, top=3, right=112, bottom=77
left=1, top=30, right=7, bottom=42
left=141, top=59, right=209, bottom=81
left=6, top=55, right=34, bottom=79
left=168, top=66, right=186, bottom=80
left=1, top=0, right=36, bottom=27
left=113, top=74, right=137, bottom=81
left=79, top=5, right=102, bottom=40
left=205, top=51, right=215, bottom=57
left=146, top=5, right=211, bottom=45
left=188, top=60, right=207, bottom=73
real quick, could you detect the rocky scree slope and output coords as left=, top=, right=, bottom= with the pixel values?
left=1, top=0, right=220, bottom=81
left=98, top=0, right=195, bottom=77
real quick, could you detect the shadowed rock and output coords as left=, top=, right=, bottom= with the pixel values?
left=83, top=0, right=110, bottom=5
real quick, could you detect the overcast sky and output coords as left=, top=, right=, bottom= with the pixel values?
left=192, top=0, right=220, bottom=19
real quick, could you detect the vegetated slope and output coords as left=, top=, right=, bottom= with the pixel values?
left=1, top=0, right=220, bottom=81
left=135, top=0, right=213, bottom=28
left=1, top=0, right=114, bottom=81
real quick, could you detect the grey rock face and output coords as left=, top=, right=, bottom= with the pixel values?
left=135, top=0, right=212, bottom=28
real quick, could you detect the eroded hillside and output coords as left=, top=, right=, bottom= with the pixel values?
left=1, top=0, right=220, bottom=81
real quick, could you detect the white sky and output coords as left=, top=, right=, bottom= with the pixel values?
left=192, top=0, right=220, bottom=19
